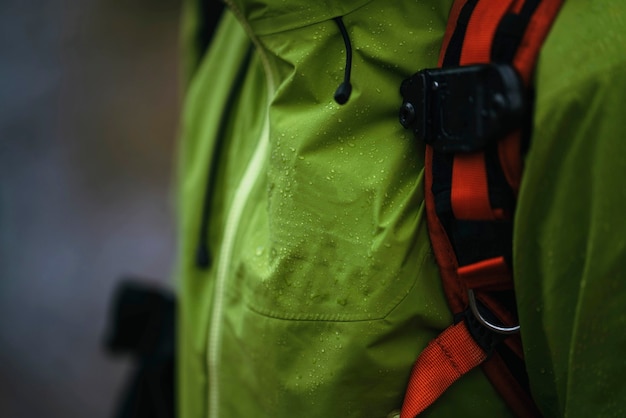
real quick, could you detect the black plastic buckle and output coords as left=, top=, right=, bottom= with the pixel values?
left=399, top=64, right=526, bottom=153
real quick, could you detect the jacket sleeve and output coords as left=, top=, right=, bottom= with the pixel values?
left=514, top=3, right=626, bottom=416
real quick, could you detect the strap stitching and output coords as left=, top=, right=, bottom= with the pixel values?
left=436, top=336, right=462, bottom=376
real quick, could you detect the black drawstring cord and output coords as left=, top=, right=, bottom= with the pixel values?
left=333, top=16, right=353, bottom=105
left=195, top=45, right=255, bottom=269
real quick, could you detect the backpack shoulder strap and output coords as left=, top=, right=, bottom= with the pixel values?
left=399, top=1, right=563, bottom=416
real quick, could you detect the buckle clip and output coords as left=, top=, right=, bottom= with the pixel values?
left=399, top=64, right=527, bottom=153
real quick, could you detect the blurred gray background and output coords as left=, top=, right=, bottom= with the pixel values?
left=0, top=0, right=181, bottom=416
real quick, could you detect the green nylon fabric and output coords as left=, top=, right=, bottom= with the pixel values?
left=515, top=1, right=626, bottom=417
left=176, top=0, right=626, bottom=417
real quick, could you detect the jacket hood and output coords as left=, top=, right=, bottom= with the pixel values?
left=226, top=0, right=374, bottom=35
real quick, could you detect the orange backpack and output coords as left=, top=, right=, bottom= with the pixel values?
left=398, top=1, right=564, bottom=416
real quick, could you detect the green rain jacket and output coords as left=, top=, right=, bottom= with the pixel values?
left=176, top=1, right=626, bottom=417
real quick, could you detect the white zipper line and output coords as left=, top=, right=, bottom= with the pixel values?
left=207, top=3, right=275, bottom=418
left=208, top=116, right=269, bottom=418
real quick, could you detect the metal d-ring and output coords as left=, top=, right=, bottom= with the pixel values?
left=467, top=289, right=520, bottom=335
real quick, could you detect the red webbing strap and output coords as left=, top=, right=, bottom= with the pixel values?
left=482, top=353, right=541, bottom=418
left=513, top=0, right=564, bottom=84
left=451, top=153, right=496, bottom=220
left=423, top=146, right=465, bottom=314
left=401, top=0, right=565, bottom=417
left=450, top=0, right=514, bottom=221
left=458, top=256, right=511, bottom=291
left=499, top=0, right=566, bottom=193
left=461, top=0, right=515, bottom=65
left=400, top=322, right=487, bottom=418
left=438, top=0, right=470, bottom=66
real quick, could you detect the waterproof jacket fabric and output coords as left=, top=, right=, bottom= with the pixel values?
left=176, top=1, right=626, bottom=417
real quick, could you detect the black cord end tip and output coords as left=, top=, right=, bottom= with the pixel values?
left=334, top=81, right=352, bottom=105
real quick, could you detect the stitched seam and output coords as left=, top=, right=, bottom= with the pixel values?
left=436, top=337, right=462, bottom=377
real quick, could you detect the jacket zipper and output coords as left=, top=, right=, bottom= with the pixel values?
left=207, top=2, right=275, bottom=417
left=195, top=44, right=255, bottom=269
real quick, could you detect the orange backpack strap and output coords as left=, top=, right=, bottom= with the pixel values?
left=398, top=0, right=564, bottom=417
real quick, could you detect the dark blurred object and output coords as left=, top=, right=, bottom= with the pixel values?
left=105, top=280, right=176, bottom=418
left=0, top=0, right=180, bottom=416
